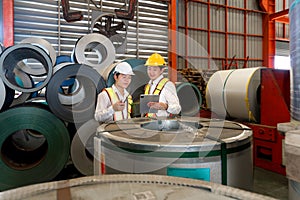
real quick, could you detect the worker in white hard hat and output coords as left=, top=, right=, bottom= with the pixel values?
left=144, top=53, right=181, bottom=118
left=94, top=62, right=135, bottom=123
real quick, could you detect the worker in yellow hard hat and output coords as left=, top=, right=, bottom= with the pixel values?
left=143, top=53, right=181, bottom=118
left=94, top=62, right=134, bottom=122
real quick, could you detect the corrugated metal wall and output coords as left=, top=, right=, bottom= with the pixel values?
left=13, top=0, right=169, bottom=61
left=178, top=0, right=264, bottom=70
left=275, top=0, right=289, bottom=56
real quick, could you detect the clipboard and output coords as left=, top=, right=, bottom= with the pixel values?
left=140, top=94, right=159, bottom=114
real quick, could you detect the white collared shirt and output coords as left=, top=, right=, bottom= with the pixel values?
left=94, top=84, right=130, bottom=123
left=148, top=75, right=181, bottom=117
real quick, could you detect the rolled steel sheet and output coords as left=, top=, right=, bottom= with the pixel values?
left=102, top=62, right=118, bottom=81
left=0, top=77, right=7, bottom=110
left=289, top=179, right=300, bottom=200
left=0, top=44, right=53, bottom=93
left=176, top=82, right=202, bottom=116
left=11, top=69, right=33, bottom=106
left=71, top=119, right=100, bottom=175
left=54, top=62, right=85, bottom=105
left=206, top=69, right=235, bottom=118
left=106, top=59, right=146, bottom=87
left=0, top=175, right=275, bottom=200
left=20, top=37, right=56, bottom=70
left=46, top=63, right=106, bottom=123
left=285, top=130, right=300, bottom=183
left=0, top=106, right=70, bottom=191
left=73, top=33, right=115, bottom=75
left=290, top=0, right=300, bottom=120
left=53, top=62, right=75, bottom=87
left=55, top=55, right=72, bottom=65
left=0, top=77, right=15, bottom=111
left=223, top=67, right=261, bottom=122
left=96, top=117, right=253, bottom=191
left=29, top=81, right=45, bottom=98
left=0, top=42, right=4, bottom=55
left=11, top=129, right=46, bottom=152
left=206, top=67, right=262, bottom=121
left=58, top=79, right=86, bottom=105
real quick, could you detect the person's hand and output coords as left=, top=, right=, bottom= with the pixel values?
left=147, top=102, right=168, bottom=110
left=113, top=101, right=125, bottom=111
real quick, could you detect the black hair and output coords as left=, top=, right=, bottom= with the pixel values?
left=114, top=72, right=121, bottom=77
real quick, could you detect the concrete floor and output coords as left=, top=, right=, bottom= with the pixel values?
left=252, top=167, right=288, bottom=200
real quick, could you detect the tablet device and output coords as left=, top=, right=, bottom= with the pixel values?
left=140, top=94, right=159, bottom=114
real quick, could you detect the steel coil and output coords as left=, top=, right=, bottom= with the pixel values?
left=0, top=44, right=53, bottom=93
left=0, top=43, right=4, bottom=55
left=73, top=33, right=115, bottom=75
left=46, top=63, right=106, bottom=123
left=96, top=117, right=253, bottom=190
left=20, top=37, right=56, bottom=70
left=206, top=67, right=262, bottom=121
left=55, top=55, right=72, bottom=65
left=0, top=77, right=15, bottom=111
left=71, top=119, right=100, bottom=175
left=0, top=174, right=276, bottom=200
left=206, top=69, right=235, bottom=118
left=0, top=105, right=70, bottom=191
left=176, top=82, right=202, bottom=116
left=10, top=69, right=33, bottom=106
left=54, top=62, right=85, bottom=105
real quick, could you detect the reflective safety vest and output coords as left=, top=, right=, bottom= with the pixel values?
left=104, top=88, right=132, bottom=121
left=144, top=78, right=169, bottom=117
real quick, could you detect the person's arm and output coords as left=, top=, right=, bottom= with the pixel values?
left=164, top=82, right=181, bottom=115
left=94, top=92, right=114, bottom=122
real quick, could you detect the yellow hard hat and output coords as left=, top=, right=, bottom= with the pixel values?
left=145, top=53, right=166, bottom=67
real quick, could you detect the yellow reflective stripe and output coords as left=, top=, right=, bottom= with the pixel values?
left=104, top=88, right=123, bottom=121
left=127, top=95, right=132, bottom=118
left=153, top=78, right=169, bottom=95
left=144, top=78, right=169, bottom=118
left=145, top=84, right=150, bottom=94
left=144, top=78, right=169, bottom=95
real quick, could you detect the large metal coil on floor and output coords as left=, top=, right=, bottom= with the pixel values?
left=72, top=33, right=115, bottom=75
left=70, top=119, right=100, bottom=176
left=46, top=63, right=106, bottom=123
left=0, top=43, right=53, bottom=93
left=0, top=174, right=276, bottom=200
left=96, top=117, right=253, bottom=191
left=206, top=67, right=262, bottom=121
left=176, top=82, right=202, bottom=116
left=0, top=104, right=70, bottom=191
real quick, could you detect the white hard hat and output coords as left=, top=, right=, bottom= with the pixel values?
left=113, top=62, right=135, bottom=75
